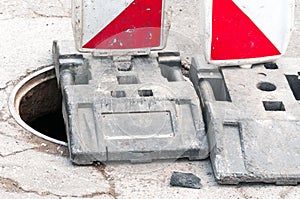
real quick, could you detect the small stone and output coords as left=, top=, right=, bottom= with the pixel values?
left=170, top=171, right=201, bottom=189
left=41, top=143, right=47, bottom=147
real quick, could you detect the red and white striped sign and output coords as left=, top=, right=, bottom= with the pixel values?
left=206, top=0, right=294, bottom=66
left=73, top=0, right=164, bottom=51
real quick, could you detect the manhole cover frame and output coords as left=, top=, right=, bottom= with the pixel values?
left=8, top=65, right=67, bottom=146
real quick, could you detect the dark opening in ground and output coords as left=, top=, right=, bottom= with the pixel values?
left=29, top=111, right=67, bottom=142
left=18, top=70, right=67, bottom=143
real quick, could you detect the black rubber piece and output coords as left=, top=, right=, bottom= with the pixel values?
left=170, top=171, right=201, bottom=189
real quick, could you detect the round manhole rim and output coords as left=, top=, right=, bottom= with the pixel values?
left=8, top=65, right=67, bottom=146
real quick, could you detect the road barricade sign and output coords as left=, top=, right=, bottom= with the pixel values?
left=205, top=0, right=295, bottom=66
left=72, top=0, right=167, bottom=53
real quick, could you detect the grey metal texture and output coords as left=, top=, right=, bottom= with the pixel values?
left=53, top=41, right=208, bottom=165
left=190, top=55, right=300, bottom=185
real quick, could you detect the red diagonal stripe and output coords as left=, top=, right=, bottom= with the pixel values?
left=211, top=0, right=280, bottom=60
left=83, top=0, right=162, bottom=49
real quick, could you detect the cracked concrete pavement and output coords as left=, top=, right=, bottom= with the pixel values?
left=0, top=0, right=300, bottom=198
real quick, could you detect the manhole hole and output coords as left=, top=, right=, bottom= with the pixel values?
left=9, top=66, right=67, bottom=146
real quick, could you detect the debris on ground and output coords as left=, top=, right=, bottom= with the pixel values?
left=170, top=171, right=202, bottom=189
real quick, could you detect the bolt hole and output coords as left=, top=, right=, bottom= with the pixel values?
left=257, top=82, right=276, bottom=92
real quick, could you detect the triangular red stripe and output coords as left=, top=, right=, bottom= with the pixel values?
left=83, top=0, right=162, bottom=49
left=211, top=0, right=280, bottom=60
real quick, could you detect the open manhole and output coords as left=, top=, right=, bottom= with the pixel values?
left=9, top=66, right=67, bottom=146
